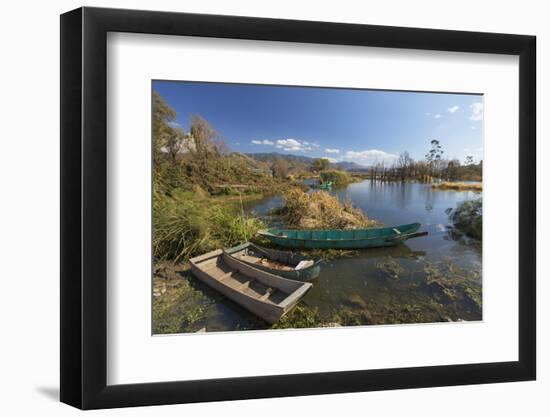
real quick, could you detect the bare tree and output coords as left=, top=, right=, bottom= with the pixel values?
left=189, top=114, right=221, bottom=157
left=397, top=151, right=414, bottom=181
left=272, top=159, right=290, bottom=178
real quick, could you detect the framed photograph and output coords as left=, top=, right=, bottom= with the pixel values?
left=60, top=7, right=536, bottom=409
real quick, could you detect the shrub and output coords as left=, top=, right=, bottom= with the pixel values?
left=320, top=170, right=353, bottom=186
left=449, top=199, right=482, bottom=240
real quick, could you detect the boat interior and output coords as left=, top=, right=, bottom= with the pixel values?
left=195, top=255, right=290, bottom=305
left=231, top=247, right=295, bottom=271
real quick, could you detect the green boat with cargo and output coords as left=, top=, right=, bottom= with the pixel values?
left=258, top=222, right=428, bottom=249
left=225, top=242, right=322, bottom=281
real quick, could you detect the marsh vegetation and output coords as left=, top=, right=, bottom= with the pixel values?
left=432, top=181, right=482, bottom=192
left=271, top=189, right=378, bottom=230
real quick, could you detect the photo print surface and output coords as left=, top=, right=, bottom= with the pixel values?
left=152, top=81, right=483, bottom=334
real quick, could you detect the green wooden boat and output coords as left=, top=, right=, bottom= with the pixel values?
left=257, top=223, right=428, bottom=249
left=225, top=242, right=321, bottom=281
left=312, top=181, right=332, bottom=190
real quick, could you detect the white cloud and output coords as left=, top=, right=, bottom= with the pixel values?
left=325, top=148, right=340, bottom=154
left=325, top=157, right=339, bottom=163
left=277, top=138, right=301, bottom=148
left=275, top=138, right=313, bottom=152
left=344, top=149, right=399, bottom=166
left=470, top=102, right=483, bottom=121
left=253, top=138, right=317, bottom=152
left=251, top=139, right=274, bottom=145
left=448, top=105, right=460, bottom=113
left=434, top=114, right=442, bottom=119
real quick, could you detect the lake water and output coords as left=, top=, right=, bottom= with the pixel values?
left=195, top=180, right=482, bottom=331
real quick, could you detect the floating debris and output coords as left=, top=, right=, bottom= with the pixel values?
left=422, top=261, right=482, bottom=313
left=347, top=294, right=368, bottom=309
left=375, top=257, right=405, bottom=280
left=331, top=307, right=374, bottom=326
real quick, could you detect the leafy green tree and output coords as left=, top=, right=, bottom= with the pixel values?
left=425, top=139, right=444, bottom=163
left=425, top=139, right=444, bottom=176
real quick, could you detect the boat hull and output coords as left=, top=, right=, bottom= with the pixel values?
left=258, top=223, right=426, bottom=249
left=260, top=236, right=399, bottom=249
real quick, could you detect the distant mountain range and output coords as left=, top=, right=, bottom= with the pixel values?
left=332, top=161, right=369, bottom=171
left=244, top=152, right=315, bottom=165
left=242, top=152, right=369, bottom=171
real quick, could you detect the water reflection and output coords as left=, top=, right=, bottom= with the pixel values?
left=219, top=179, right=483, bottom=330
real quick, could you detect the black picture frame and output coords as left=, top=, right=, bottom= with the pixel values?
left=60, top=6, right=536, bottom=410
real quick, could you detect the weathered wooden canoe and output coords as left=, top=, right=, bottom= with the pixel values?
left=257, top=222, right=428, bottom=249
left=189, top=249, right=313, bottom=323
left=225, top=242, right=322, bottom=281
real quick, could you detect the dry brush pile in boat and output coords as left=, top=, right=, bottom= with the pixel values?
left=275, top=188, right=379, bottom=229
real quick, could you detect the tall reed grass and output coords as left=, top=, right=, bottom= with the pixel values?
left=432, top=181, right=482, bottom=191
left=153, top=190, right=264, bottom=261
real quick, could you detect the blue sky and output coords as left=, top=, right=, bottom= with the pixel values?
left=153, top=81, right=483, bottom=166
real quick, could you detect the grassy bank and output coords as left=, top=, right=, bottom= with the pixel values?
left=153, top=263, right=209, bottom=334
left=432, top=181, right=482, bottom=191
left=153, top=189, right=265, bottom=262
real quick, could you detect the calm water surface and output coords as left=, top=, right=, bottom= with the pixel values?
left=199, top=180, right=482, bottom=331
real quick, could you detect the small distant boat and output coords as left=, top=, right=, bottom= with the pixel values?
left=312, top=181, right=332, bottom=190
left=258, top=222, right=428, bottom=249
left=225, top=242, right=322, bottom=281
left=190, top=249, right=312, bottom=323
